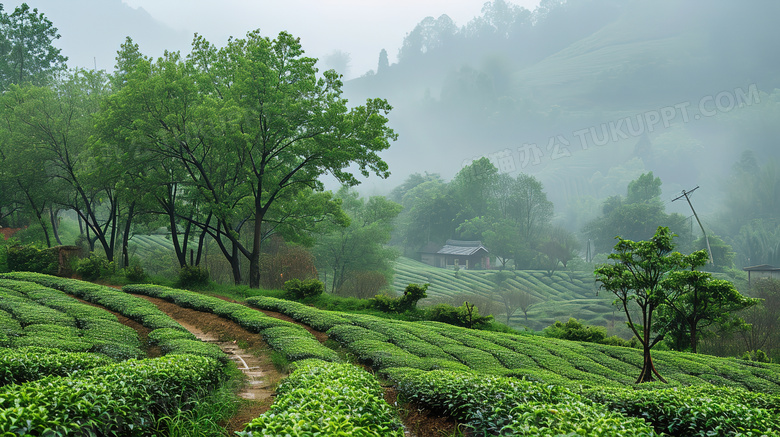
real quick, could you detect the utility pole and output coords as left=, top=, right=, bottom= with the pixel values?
left=673, top=186, right=714, bottom=265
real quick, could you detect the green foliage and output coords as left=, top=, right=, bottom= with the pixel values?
left=123, top=263, right=147, bottom=282
left=177, top=265, right=210, bottom=288
left=658, top=262, right=757, bottom=353
left=545, top=317, right=608, bottom=343
left=424, top=302, right=494, bottom=329
left=0, top=3, right=68, bottom=90
left=75, top=254, right=114, bottom=281
left=6, top=244, right=58, bottom=275
left=374, top=283, right=429, bottom=313
left=314, top=187, right=401, bottom=294
left=0, top=347, right=115, bottom=386
left=0, top=355, right=224, bottom=436
left=584, top=385, right=780, bottom=436
left=283, top=278, right=324, bottom=299
left=238, top=361, right=403, bottom=436
left=594, top=226, right=693, bottom=383
left=585, top=173, right=692, bottom=255
left=387, top=368, right=656, bottom=436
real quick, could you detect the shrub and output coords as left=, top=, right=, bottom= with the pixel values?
left=398, top=283, right=428, bottom=311
left=373, top=283, right=428, bottom=313
left=75, top=254, right=114, bottom=280
left=544, top=317, right=608, bottom=343
left=123, top=264, right=146, bottom=282
left=258, top=238, right=318, bottom=289
left=284, top=278, right=324, bottom=299
left=424, top=302, right=493, bottom=329
left=6, top=244, right=58, bottom=275
left=178, top=265, right=210, bottom=287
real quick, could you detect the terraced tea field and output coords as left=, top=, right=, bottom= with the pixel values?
left=3, top=272, right=779, bottom=436
left=393, top=256, right=620, bottom=331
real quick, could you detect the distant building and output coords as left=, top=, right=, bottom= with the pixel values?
left=419, top=240, right=491, bottom=270
left=743, top=265, right=780, bottom=284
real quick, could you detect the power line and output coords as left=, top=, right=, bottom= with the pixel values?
left=673, top=186, right=714, bottom=264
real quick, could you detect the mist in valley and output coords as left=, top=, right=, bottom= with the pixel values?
left=2, top=0, right=780, bottom=346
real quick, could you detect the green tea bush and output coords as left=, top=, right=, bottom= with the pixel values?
left=238, top=360, right=403, bottom=436
left=0, top=355, right=224, bottom=436
left=178, top=265, right=210, bottom=287
left=387, top=368, right=656, bottom=436
left=75, top=254, right=114, bottom=280
left=6, top=244, right=58, bottom=275
left=584, top=385, right=780, bottom=436
left=261, top=326, right=339, bottom=362
left=0, top=347, right=115, bottom=386
left=283, top=278, right=324, bottom=299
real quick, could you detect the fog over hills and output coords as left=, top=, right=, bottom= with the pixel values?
left=10, top=0, right=780, bottom=235
left=343, top=0, right=780, bottom=224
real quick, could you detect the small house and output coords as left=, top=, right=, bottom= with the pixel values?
left=420, top=240, right=491, bottom=270
left=743, top=264, right=780, bottom=285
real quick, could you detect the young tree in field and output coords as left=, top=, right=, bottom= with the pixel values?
left=594, top=226, right=687, bottom=383
left=0, top=3, right=67, bottom=90
left=658, top=252, right=758, bottom=353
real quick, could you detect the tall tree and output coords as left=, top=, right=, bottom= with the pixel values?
left=0, top=3, right=67, bottom=90
left=585, top=172, right=691, bottom=255
left=101, top=31, right=396, bottom=287
left=1, top=70, right=113, bottom=252
left=595, top=226, right=688, bottom=383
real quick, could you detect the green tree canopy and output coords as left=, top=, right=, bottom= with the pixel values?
left=98, top=30, right=396, bottom=287
left=659, top=260, right=758, bottom=353
left=0, top=3, right=67, bottom=90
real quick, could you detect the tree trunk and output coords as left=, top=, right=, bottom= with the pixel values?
left=231, top=242, right=243, bottom=285
left=121, top=202, right=135, bottom=268
left=50, top=208, right=62, bottom=245
left=636, top=343, right=667, bottom=384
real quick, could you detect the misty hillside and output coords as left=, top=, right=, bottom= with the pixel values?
left=344, top=0, right=780, bottom=221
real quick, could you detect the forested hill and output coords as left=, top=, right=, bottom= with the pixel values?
left=343, top=0, right=780, bottom=215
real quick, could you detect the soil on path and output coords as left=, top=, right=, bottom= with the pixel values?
left=134, top=295, right=283, bottom=434
left=109, top=288, right=458, bottom=437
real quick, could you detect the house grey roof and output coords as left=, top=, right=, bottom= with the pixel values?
left=743, top=264, right=780, bottom=271
left=437, top=240, right=489, bottom=256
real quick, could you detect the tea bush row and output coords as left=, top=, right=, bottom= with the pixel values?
left=0, top=346, right=115, bottom=386
left=238, top=360, right=403, bottom=436
left=124, top=283, right=339, bottom=363
left=583, top=385, right=780, bottom=436
left=0, top=273, right=225, bottom=362
left=0, top=354, right=223, bottom=436
left=246, top=295, right=350, bottom=331
left=385, top=368, right=656, bottom=436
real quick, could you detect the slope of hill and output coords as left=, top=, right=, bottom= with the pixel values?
left=393, top=256, right=618, bottom=332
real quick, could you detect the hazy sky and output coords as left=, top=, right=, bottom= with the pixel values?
left=118, top=0, right=541, bottom=77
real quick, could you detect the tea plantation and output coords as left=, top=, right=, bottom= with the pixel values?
left=2, top=272, right=779, bottom=436
left=394, top=256, right=621, bottom=331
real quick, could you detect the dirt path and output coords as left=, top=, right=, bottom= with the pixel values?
left=107, top=288, right=456, bottom=436
left=134, top=295, right=283, bottom=433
